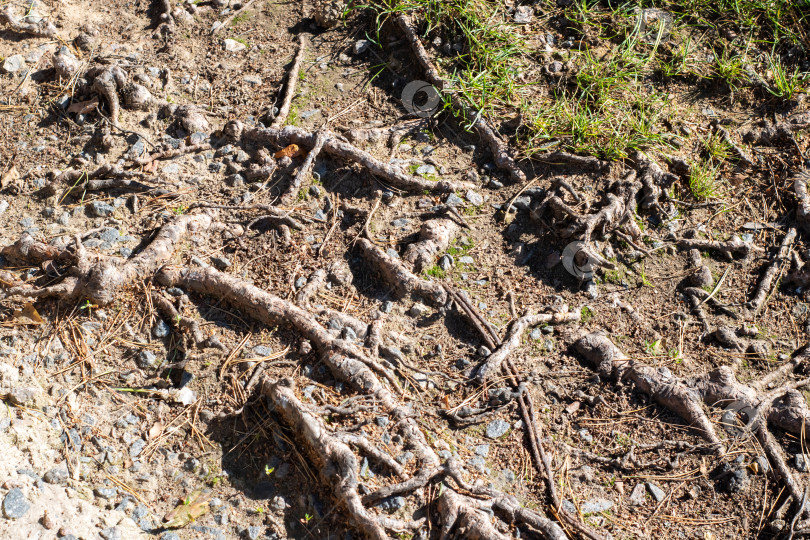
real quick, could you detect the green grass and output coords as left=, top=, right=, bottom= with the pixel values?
left=688, top=159, right=723, bottom=201
left=703, top=132, right=732, bottom=162
left=230, top=9, right=253, bottom=26
left=356, top=0, right=809, bottom=163
left=424, top=265, right=446, bottom=278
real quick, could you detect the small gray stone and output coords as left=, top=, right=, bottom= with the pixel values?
left=438, top=254, right=454, bottom=271
left=243, top=75, right=262, bottom=86
left=130, top=438, right=146, bottom=457
left=386, top=248, right=400, bottom=258
left=530, top=328, right=542, bottom=340
left=2, top=488, right=30, bottom=519
left=160, top=533, right=182, bottom=540
left=416, top=164, right=436, bottom=176
left=378, top=496, right=406, bottom=513
left=137, top=350, right=159, bottom=369
left=381, top=301, right=393, bottom=313
left=469, top=455, right=487, bottom=473
left=578, top=429, right=593, bottom=443
left=514, top=5, right=533, bottom=23
left=475, top=444, right=490, bottom=457
left=465, top=190, right=483, bottom=206
left=300, top=109, right=321, bottom=120
left=629, top=483, right=646, bottom=505
left=223, top=38, right=246, bottom=52
left=391, top=218, right=409, bottom=228
left=478, top=346, right=491, bottom=357
left=581, top=498, right=613, bottom=515
left=295, top=277, right=307, bottom=289
left=408, top=303, right=429, bottom=317
left=486, top=419, right=510, bottom=439
left=210, top=255, right=231, bottom=270
left=458, top=255, right=474, bottom=265
left=354, top=39, right=370, bottom=54
left=646, top=482, right=666, bottom=502
left=43, top=468, right=68, bottom=485
left=90, top=201, right=116, bottom=217
left=153, top=319, right=171, bottom=338
left=244, top=526, right=262, bottom=540
left=162, top=163, right=181, bottom=175
left=2, top=55, right=25, bottom=74
left=796, top=454, right=808, bottom=472
left=95, top=487, right=118, bottom=499
left=445, top=193, right=463, bottom=206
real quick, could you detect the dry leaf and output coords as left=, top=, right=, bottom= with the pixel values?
left=274, top=144, right=305, bottom=159
left=67, top=97, right=99, bottom=114
left=148, top=422, right=164, bottom=440
left=1, top=165, right=19, bottom=189
left=12, top=302, right=44, bottom=325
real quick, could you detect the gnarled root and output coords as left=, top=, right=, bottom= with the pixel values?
left=225, top=121, right=474, bottom=193
left=1, top=213, right=214, bottom=306
left=356, top=238, right=447, bottom=306
left=402, top=218, right=458, bottom=273
left=677, top=236, right=761, bottom=260
left=262, top=378, right=402, bottom=540
left=794, top=170, right=810, bottom=233
left=1, top=5, right=57, bottom=37
left=576, top=331, right=810, bottom=503
left=634, top=151, right=677, bottom=212
left=476, top=308, right=580, bottom=383
left=748, top=227, right=796, bottom=313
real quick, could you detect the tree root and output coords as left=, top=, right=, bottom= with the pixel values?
left=0, top=213, right=214, bottom=306
left=676, top=236, right=761, bottom=260
left=157, top=263, right=568, bottom=539
left=545, top=175, right=641, bottom=244
left=356, top=238, right=447, bottom=306
left=226, top=121, right=473, bottom=193
left=535, top=151, right=610, bottom=173
left=795, top=170, right=810, bottom=234
left=402, top=218, right=458, bottom=274
left=89, top=65, right=127, bottom=127
left=134, top=143, right=212, bottom=167
left=1, top=5, right=57, bottom=37
left=476, top=309, right=580, bottom=383
left=742, top=114, right=810, bottom=147
left=270, top=35, right=307, bottom=128
left=395, top=13, right=525, bottom=184
left=262, top=378, right=410, bottom=540
left=634, top=151, right=678, bottom=213
left=748, top=227, right=796, bottom=313
left=575, top=331, right=810, bottom=503
left=279, top=131, right=328, bottom=205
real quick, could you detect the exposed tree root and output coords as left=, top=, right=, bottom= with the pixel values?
left=536, top=151, right=610, bottom=173
left=280, top=131, right=328, bottom=205
left=0, top=213, right=215, bottom=306
left=89, top=65, right=127, bottom=127
left=576, top=331, right=810, bottom=503
left=212, top=0, right=255, bottom=34
left=395, top=13, right=526, bottom=184
left=795, top=170, right=810, bottom=234
left=226, top=121, right=474, bottom=193
left=748, top=227, right=796, bottom=313
left=159, top=265, right=568, bottom=539
left=402, top=218, right=458, bottom=274
left=476, top=309, right=580, bottom=383
left=634, top=151, right=678, bottom=213
left=677, top=236, right=761, bottom=260
left=1, top=5, right=57, bottom=37
left=262, top=378, right=410, bottom=540
left=134, top=143, right=211, bottom=167
left=356, top=238, right=447, bottom=306
left=270, top=35, right=307, bottom=129
left=742, top=115, right=810, bottom=147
